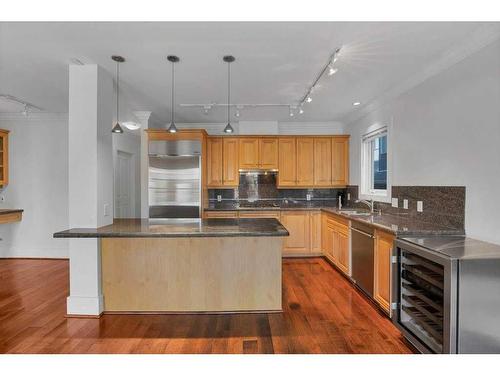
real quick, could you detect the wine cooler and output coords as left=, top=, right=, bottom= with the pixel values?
left=392, top=236, right=500, bottom=354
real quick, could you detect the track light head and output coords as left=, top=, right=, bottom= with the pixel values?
left=306, top=96, right=312, bottom=103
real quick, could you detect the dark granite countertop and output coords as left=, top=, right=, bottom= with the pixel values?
left=321, top=207, right=464, bottom=236
left=0, top=209, right=24, bottom=215
left=397, top=236, right=500, bottom=260
left=205, top=199, right=338, bottom=211
left=204, top=200, right=463, bottom=236
left=53, top=218, right=289, bottom=238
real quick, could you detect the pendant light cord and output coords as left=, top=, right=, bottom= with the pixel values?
left=227, top=61, right=230, bottom=124
left=171, top=61, right=175, bottom=124
left=116, top=61, right=120, bottom=123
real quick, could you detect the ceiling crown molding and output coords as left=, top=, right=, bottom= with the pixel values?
left=342, top=23, right=500, bottom=125
left=0, top=112, right=68, bottom=122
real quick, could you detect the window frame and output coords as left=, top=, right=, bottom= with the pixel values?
left=360, top=126, right=391, bottom=203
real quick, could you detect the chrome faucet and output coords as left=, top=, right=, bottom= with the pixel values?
left=355, top=199, right=375, bottom=214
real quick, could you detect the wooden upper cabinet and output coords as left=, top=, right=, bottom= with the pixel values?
left=374, top=230, right=395, bottom=315
left=296, top=138, right=314, bottom=186
left=238, top=137, right=260, bottom=169
left=278, top=137, right=297, bottom=187
left=207, top=137, right=223, bottom=187
left=0, top=130, right=9, bottom=187
left=313, top=138, right=332, bottom=186
left=222, top=138, right=239, bottom=186
left=332, top=137, right=349, bottom=186
left=259, top=138, right=278, bottom=169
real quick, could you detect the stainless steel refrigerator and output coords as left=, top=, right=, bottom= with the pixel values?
left=148, top=140, right=201, bottom=218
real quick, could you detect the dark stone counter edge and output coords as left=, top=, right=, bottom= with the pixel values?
left=53, top=231, right=289, bottom=239
left=0, top=209, right=24, bottom=215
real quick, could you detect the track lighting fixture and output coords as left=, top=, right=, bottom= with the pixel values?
left=223, top=55, right=235, bottom=134
left=111, top=55, right=125, bottom=134
left=22, top=104, right=29, bottom=117
left=299, top=47, right=341, bottom=108
left=167, top=55, right=180, bottom=133
left=299, top=107, right=304, bottom=114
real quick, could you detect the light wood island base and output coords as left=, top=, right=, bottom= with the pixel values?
left=101, top=236, right=283, bottom=313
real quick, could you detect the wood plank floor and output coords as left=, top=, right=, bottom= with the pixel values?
left=0, top=257, right=414, bottom=354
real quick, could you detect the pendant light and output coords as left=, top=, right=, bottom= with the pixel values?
left=111, top=55, right=125, bottom=134
left=167, top=55, right=180, bottom=133
left=223, top=55, right=235, bottom=134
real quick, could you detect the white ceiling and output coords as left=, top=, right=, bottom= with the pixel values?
left=0, top=22, right=490, bottom=123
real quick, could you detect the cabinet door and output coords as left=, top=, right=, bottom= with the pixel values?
left=239, top=137, right=260, bottom=169
left=281, top=211, right=310, bottom=255
left=374, top=230, right=394, bottom=315
left=296, top=138, right=314, bottom=186
left=259, top=138, right=278, bottom=169
left=207, top=137, right=223, bottom=187
left=278, top=138, right=297, bottom=187
left=222, top=138, right=239, bottom=186
left=310, top=211, right=322, bottom=253
left=313, top=138, right=332, bottom=186
left=332, top=137, right=349, bottom=186
left=336, top=230, right=350, bottom=275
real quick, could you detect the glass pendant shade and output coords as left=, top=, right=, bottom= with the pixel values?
left=223, top=123, right=234, bottom=133
left=111, top=122, right=123, bottom=133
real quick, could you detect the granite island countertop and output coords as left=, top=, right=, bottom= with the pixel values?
left=53, top=218, right=289, bottom=238
left=0, top=208, right=24, bottom=215
left=204, top=200, right=464, bottom=236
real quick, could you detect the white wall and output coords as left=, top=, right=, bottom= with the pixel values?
left=347, top=38, right=500, bottom=245
left=168, top=121, right=346, bottom=135
left=0, top=113, right=69, bottom=258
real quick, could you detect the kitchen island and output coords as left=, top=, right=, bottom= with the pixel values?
left=54, top=218, right=288, bottom=315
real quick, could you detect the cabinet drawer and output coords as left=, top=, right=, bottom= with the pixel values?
left=204, top=211, right=238, bottom=218
left=238, top=211, right=281, bottom=219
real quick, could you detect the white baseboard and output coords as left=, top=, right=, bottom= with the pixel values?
left=67, top=295, right=104, bottom=316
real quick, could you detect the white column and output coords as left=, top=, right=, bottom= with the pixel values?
left=67, top=65, right=113, bottom=316
left=133, top=111, right=152, bottom=219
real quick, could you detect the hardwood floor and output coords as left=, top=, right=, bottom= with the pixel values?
left=0, top=257, right=414, bottom=354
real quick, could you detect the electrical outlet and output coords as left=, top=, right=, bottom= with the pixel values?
left=104, top=203, right=110, bottom=216
left=417, top=201, right=423, bottom=212
left=403, top=199, right=409, bottom=210
left=391, top=198, right=398, bottom=208
left=306, top=194, right=312, bottom=201
left=347, top=193, right=351, bottom=201
left=217, top=195, right=222, bottom=202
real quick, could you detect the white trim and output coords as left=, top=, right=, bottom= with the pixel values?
left=359, top=122, right=392, bottom=203
left=66, top=295, right=104, bottom=316
left=343, top=23, right=500, bottom=126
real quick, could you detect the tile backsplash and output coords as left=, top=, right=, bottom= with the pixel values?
left=208, top=172, right=345, bottom=201
left=345, top=185, right=465, bottom=230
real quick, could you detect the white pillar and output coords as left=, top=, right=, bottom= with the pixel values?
left=133, top=111, right=152, bottom=219
left=67, top=65, right=113, bottom=316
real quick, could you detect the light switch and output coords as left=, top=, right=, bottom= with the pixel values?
left=391, top=198, right=398, bottom=208
left=403, top=199, right=409, bottom=210
left=417, top=201, right=423, bottom=212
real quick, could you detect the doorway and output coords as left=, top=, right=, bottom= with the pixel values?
left=114, top=150, right=135, bottom=218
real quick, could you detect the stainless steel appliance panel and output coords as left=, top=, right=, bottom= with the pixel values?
left=351, top=221, right=375, bottom=297
left=148, top=140, right=201, bottom=219
left=458, top=259, right=500, bottom=353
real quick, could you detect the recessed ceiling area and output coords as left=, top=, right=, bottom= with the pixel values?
left=0, top=22, right=487, bottom=123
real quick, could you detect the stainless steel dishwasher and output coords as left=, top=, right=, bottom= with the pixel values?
left=351, top=221, right=375, bottom=297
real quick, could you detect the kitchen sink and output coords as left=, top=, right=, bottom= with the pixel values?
left=339, top=210, right=372, bottom=216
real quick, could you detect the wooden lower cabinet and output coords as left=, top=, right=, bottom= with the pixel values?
left=374, top=229, right=395, bottom=315
left=280, top=211, right=310, bottom=256
left=310, top=211, right=322, bottom=254
left=322, top=213, right=350, bottom=277
left=238, top=211, right=280, bottom=219
left=203, top=211, right=238, bottom=218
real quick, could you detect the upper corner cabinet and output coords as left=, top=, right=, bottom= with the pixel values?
left=0, top=129, right=9, bottom=187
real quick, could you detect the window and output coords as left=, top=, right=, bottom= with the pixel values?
left=361, top=127, right=389, bottom=200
